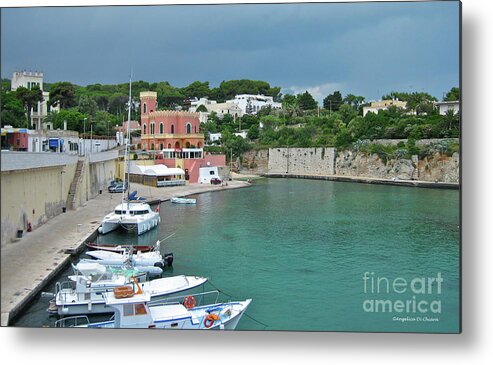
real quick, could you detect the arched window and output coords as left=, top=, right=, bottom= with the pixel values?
left=150, top=122, right=155, bottom=134
left=186, top=141, right=191, bottom=148
left=143, top=103, right=147, bottom=113
left=160, top=143, right=164, bottom=150
left=160, top=123, right=164, bottom=134
left=171, top=125, right=175, bottom=133
left=175, top=141, right=180, bottom=149
left=151, top=143, right=155, bottom=151
left=167, top=143, right=171, bottom=149
left=186, top=123, right=191, bottom=134
left=143, top=124, right=147, bottom=134
left=197, top=142, right=202, bottom=148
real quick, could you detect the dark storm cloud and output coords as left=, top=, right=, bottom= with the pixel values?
left=1, top=1, right=459, bottom=101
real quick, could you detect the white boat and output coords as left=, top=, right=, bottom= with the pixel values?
left=98, top=202, right=161, bottom=235
left=77, top=259, right=165, bottom=276
left=171, top=197, right=197, bottom=204
left=55, top=288, right=252, bottom=330
left=99, top=77, right=161, bottom=236
left=83, top=245, right=173, bottom=268
left=48, top=262, right=208, bottom=316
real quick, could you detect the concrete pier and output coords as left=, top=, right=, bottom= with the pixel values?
left=263, top=173, right=460, bottom=190
left=0, top=180, right=250, bottom=326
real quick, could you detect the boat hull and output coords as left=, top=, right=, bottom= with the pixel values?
left=81, top=299, right=252, bottom=330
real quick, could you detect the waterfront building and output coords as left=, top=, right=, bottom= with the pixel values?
left=362, top=99, right=408, bottom=116
left=226, top=94, right=282, bottom=115
left=139, top=91, right=226, bottom=183
left=11, top=71, right=59, bottom=130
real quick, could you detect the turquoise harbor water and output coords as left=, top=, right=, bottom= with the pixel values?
left=13, top=178, right=460, bottom=333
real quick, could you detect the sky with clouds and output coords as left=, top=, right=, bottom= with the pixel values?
left=1, top=1, right=460, bottom=103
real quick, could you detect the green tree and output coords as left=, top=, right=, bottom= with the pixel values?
left=49, top=82, right=77, bottom=109
left=15, top=86, right=43, bottom=127
left=181, top=81, right=210, bottom=99
left=247, top=124, right=260, bottom=140
left=343, top=94, right=366, bottom=111
left=78, top=95, right=99, bottom=117
left=1, top=88, right=26, bottom=127
left=44, top=109, right=88, bottom=132
left=444, top=87, right=460, bottom=101
left=297, top=91, right=318, bottom=110
left=323, top=91, right=343, bottom=112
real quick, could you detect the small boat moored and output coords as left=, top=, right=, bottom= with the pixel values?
left=171, top=197, right=197, bottom=204
left=55, top=288, right=252, bottom=330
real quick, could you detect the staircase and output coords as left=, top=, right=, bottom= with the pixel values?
left=66, top=159, right=85, bottom=210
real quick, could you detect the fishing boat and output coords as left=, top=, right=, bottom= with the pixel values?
left=47, top=262, right=208, bottom=316
left=99, top=77, right=160, bottom=236
left=171, top=197, right=197, bottom=204
left=55, top=287, right=252, bottom=330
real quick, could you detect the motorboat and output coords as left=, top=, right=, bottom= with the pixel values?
left=55, top=288, right=252, bottom=330
left=171, top=197, right=197, bottom=204
left=47, top=262, right=208, bottom=316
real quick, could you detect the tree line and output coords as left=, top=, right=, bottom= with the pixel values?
left=1, top=77, right=459, bottom=160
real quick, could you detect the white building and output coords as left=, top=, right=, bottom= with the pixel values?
left=11, top=71, right=59, bottom=130
left=208, top=133, right=222, bottom=143
left=198, top=166, right=221, bottom=184
left=227, top=94, right=282, bottom=115
left=435, top=101, right=460, bottom=115
left=189, top=97, right=217, bottom=112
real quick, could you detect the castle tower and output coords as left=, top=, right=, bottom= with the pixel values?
left=140, top=91, right=157, bottom=115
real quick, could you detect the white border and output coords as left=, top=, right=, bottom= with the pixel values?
left=2, top=0, right=491, bottom=363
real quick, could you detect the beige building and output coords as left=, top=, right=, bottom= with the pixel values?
left=363, top=99, right=408, bottom=116
left=11, top=71, right=59, bottom=130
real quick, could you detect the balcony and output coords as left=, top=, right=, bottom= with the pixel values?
left=141, top=133, right=204, bottom=139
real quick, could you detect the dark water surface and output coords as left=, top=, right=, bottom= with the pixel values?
left=12, top=178, right=460, bottom=333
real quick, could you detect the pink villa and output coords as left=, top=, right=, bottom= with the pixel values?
left=139, top=91, right=226, bottom=183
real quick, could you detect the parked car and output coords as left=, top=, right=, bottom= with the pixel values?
left=109, top=182, right=128, bottom=193
left=210, top=177, right=222, bottom=185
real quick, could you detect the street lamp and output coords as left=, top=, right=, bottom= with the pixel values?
left=83, top=117, right=87, bottom=155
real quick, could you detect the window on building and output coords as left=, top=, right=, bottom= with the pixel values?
left=160, top=123, right=164, bottom=134
left=143, top=103, right=147, bottom=113
left=150, top=123, right=155, bottom=134
left=143, top=124, right=147, bottom=134
left=171, top=125, right=175, bottom=133
left=160, top=143, right=163, bottom=150
left=151, top=143, right=155, bottom=151
left=186, top=123, right=191, bottom=134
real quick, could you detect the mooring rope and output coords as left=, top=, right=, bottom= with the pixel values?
left=207, top=280, right=269, bottom=329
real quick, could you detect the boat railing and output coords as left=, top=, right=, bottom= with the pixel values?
left=54, top=315, right=90, bottom=328
left=147, top=290, right=221, bottom=308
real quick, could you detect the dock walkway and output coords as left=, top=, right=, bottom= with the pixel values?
left=1, top=180, right=250, bottom=326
